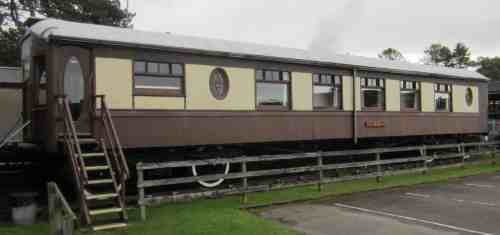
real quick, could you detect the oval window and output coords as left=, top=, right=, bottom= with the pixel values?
left=465, top=87, right=473, bottom=107
left=64, top=56, right=85, bottom=119
left=209, top=68, right=229, bottom=100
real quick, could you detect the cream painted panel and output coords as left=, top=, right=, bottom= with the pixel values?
left=0, top=89, right=22, bottom=141
left=452, top=85, right=465, bottom=112
left=421, top=82, right=435, bottom=112
left=342, top=76, right=353, bottom=111
left=95, top=57, right=132, bottom=109
left=385, top=79, right=400, bottom=111
left=186, top=64, right=255, bottom=110
left=292, top=72, right=312, bottom=111
left=453, top=85, right=479, bottom=113
left=134, top=96, right=185, bottom=110
left=343, top=76, right=361, bottom=111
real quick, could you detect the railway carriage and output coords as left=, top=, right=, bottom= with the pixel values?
left=14, top=18, right=490, bottom=230
left=21, top=19, right=488, bottom=154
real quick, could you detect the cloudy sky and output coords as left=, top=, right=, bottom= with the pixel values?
left=128, top=0, right=500, bottom=62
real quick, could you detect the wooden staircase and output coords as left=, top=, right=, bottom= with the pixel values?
left=57, top=95, right=130, bottom=231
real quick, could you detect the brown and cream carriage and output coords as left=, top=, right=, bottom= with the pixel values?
left=19, top=19, right=488, bottom=230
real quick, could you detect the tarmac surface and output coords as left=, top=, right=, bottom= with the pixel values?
left=260, top=173, right=500, bottom=235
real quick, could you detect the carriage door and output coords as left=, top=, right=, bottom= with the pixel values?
left=61, top=47, right=92, bottom=132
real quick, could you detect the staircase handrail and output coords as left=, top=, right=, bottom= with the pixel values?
left=95, top=95, right=129, bottom=180
left=56, top=95, right=88, bottom=181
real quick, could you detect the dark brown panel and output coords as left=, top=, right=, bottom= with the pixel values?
left=98, top=110, right=482, bottom=149
left=478, top=82, right=488, bottom=132
left=32, top=108, right=48, bottom=144
left=357, top=112, right=481, bottom=138
left=0, top=82, right=24, bottom=89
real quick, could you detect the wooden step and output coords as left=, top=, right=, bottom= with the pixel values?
left=89, top=207, right=122, bottom=216
left=78, top=138, right=98, bottom=144
left=58, top=132, right=92, bottom=138
left=86, top=179, right=113, bottom=185
left=86, top=193, right=118, bottom=200
left=82, top=152, right=105, bottom=158
left=92, top=222, right=127, bottom=231
left=86, top=165, right=110, bottom=171
left=57, top=137, right=97, bottom=144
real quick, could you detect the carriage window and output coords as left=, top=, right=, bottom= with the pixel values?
left=400, top=80, right=420, bottom=111
left=64, top=56, right=84, bottom=105
left=361, top=77, right=385, bottom=111
left=256, top=69, right=290, bottom=110
left=313, top=73, right=342, bottom=109
left=63, top=56, right=85, bottom=120
left=134, top=61, right=184, bottom=97
left=434, top=83, right=451, bottom=112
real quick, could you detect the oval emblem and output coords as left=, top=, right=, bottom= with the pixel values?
left=209, top=68, right=229, bottom=100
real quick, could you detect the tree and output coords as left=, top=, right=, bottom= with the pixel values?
left=0, top=0, right=135, bottom=66
left=450, top=42, right=472, bottom=68
left=378, top=48, right=405, bottom=61
left=0, top=27, right=23, bottom=66
left=476, top=57, right=500, bottom=80
left=423, top=43, right=453, bottom=66
left=423, top=42, right=473, bottom=68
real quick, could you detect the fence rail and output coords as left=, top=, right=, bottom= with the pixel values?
left=48, top=182, right=76, bottom=235
left=137, top=141, right=499, bottom=221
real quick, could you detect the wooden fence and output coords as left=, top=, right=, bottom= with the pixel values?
left=48, top=182, right=76, bottom=235
left=137, top=141, right=499, bottom=221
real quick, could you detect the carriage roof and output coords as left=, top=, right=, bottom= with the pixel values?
left=28, top=19, right=488, bottom=81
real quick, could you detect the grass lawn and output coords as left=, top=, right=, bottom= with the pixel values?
left=2, top=162, right=500, bottom=235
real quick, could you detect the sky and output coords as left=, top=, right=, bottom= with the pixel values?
left=127, top=0, right=500, bottom=63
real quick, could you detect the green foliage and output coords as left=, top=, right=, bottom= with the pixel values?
left=423, top=42, right=473, bottom=68
left=451, top=42, right=472, bottom=68
left=38, top=0, right=134, bottom=27
left=423, top=43, right=453, bottom=66
left=0, top=27, right=23, bottom=66
left=0, top=0, right=135, bottom=66
left=378, top=48, right=405, bottom=61
left=476, top=57, right=500, bottom=80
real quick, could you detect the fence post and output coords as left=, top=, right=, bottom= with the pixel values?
left=241, top=160, right=248, bottom=204
left=62, top=218, right=74, bottom=235
left=317, top=152, right=323, bottom=192
left=48, top=183, right=56, bottom=235
left=376, top=152, right=382, bottom=183
left=137, top=162, right=146, bottom=221
left=421, top=145, right=428, bottom=175
left=492, top=146, right=497, bottom=165
left=460, top=143, right=466, bottom=169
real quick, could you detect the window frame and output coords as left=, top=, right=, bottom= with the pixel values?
left=400, top=80, right=421, bottom=112
left=133, top=60, right=185, bottom=97
left=312, top=73, right=343, bottom=110
left=255, top=69, right=291, bottom=111
left=434, top=83, right=452, bottom=112
left=360, top=77, right=385, bottom=111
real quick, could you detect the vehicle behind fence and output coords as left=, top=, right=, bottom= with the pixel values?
left=137, top=141, right=500, bottom=220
